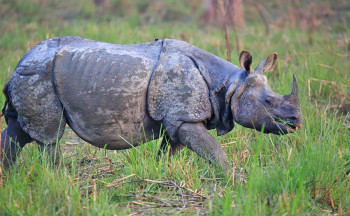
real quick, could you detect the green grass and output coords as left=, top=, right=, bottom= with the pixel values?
left=1, top=0, right=349, bottom=215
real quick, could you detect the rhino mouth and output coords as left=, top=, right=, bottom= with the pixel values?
left=275, top=118, right=302, bottom=133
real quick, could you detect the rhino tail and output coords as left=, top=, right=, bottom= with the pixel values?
left=1, top=81, right=9, bottom=117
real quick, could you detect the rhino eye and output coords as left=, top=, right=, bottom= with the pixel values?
left=264, top=98, right=273, bottom=106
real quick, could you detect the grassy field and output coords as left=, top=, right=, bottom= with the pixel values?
left=0, top=0, right=349, bottom=215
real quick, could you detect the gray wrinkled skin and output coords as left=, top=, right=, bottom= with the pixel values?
left=1, top=36, right=302, bottom=172
left=53, top=37, right=163, bottom=149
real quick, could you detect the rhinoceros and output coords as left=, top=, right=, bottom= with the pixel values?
left=0, top=36, right=302, bottom=171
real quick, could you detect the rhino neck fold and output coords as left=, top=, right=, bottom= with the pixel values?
left=185, top=50, right=245, bottom=135
left=212, top=71, right=245, bottom=135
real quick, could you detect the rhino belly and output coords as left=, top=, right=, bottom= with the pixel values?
left=53, top=45, right=161, bottom=149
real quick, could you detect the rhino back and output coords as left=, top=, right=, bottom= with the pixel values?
left=54, top=37, right=163, bottom=148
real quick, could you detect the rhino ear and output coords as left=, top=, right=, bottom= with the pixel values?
left=254, top=52, right=278, bottom=73
left=239, top=50, right=253, bottom=74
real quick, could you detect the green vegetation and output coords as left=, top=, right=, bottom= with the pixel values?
left=0, top=0, right=349, bottom=215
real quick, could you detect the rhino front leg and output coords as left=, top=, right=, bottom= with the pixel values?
left=37, top=141, right=62, bottom=167
left=176, top=122, right=230, bottom=172
left=157, top=135, right=185, bottom=158
left=1, top=117, right=33, bottom=170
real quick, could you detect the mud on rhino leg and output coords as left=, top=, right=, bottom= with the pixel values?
left=1, top=117, right=33, bottom=170
left=176, top=122, right=230, bottom=172
left=37, top=141, right=62, bottom=167
left=157, top=135, right=185, bottom=158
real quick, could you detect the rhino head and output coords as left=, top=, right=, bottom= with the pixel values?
left=230, top=51, right=302, bottom=134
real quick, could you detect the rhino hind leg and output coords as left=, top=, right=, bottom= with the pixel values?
left=157, top=135, right=185, bottom=158
left=37, top=141, right=62, bottom=167
left=1, top=116, right=33, bottom=170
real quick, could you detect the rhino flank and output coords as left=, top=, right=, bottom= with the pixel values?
left=0, top=36, right=302, bottom=172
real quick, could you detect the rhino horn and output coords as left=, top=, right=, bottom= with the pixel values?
left=283, top=74, right=299, bottom=104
